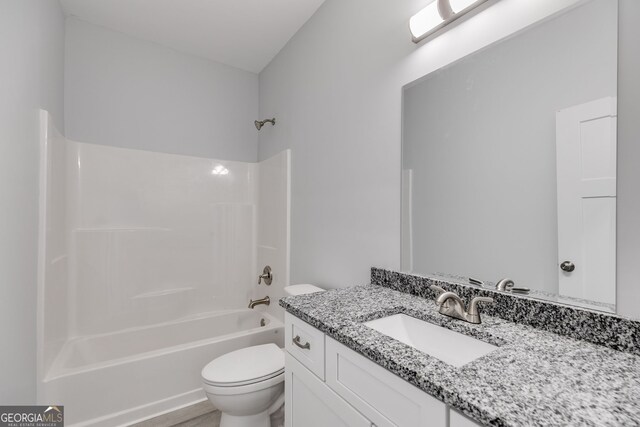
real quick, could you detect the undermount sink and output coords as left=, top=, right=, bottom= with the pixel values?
left=363, top=314, right=498, bottom=367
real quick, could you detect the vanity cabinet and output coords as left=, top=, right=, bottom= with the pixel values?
left=326, top=337, right=446, bottom=427
left=284, top=313, right=482, bottom=427
left=285, top=353, right=371, bottom=427
left=285, top=310, right=326, bottom=380
left=449, top=410, right=483, bottom=427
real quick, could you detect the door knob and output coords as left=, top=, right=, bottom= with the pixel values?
left=560, top=261, right=575, bottom=272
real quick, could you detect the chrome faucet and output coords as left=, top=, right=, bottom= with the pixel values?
left=429, top=285, right=493, bottom=324
left=248, top=296, right=270, bottom=309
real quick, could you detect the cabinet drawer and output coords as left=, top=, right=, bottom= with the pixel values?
left=326, top=337, right=447, bottom=427
left=285, top=313, right=325, bottom=380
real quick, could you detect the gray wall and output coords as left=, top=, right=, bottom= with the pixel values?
left=403, top=0, right=617, bottom=293
left=257, top=0, right=588, bottom=289
left=1, top=0, right=637, bottom=406
left=0, top=0, right=65, bottom=403
left=617, top=0, right=640, bottom=319
left=65, top=18, right=259, bottom=162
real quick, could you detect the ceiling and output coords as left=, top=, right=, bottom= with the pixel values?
left=60, top=0, right=325, bottom=73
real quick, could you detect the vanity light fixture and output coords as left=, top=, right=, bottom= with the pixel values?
left=410, top=0, right=489, bottom=43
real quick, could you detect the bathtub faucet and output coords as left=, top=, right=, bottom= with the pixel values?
left=248, top=296, right=270, bottom=309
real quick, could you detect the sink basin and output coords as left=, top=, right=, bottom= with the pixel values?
left=363, top=314, right=498, bottom=367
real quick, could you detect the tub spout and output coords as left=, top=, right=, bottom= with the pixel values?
left=248, top=296, right=270, bottom=309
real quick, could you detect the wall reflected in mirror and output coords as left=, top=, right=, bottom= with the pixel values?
left=401, top=0, right=618, bottom=313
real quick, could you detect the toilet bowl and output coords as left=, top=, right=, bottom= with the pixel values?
left=202, top=343, right=285, bottom=427
left=201, top=284, right=324, bottom=427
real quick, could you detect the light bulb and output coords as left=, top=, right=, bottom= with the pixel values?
left=449, top=0, right=478, bottom=14
left=409, top=1, right=443, bottom=41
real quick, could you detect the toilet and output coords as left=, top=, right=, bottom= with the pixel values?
left=201, top=284, right=324, bottom=427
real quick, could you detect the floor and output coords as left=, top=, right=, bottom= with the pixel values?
left=172, top=411, right=221, bottom=427
left=130, top=401, right=220, bottom=427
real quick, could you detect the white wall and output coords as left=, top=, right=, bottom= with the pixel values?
left=65, top=17, right=259, bottom=162
left=0, top=0, right=65, bottom=404
left=403, top=0, right=617, bottom=293
left=258, top=0, right=588, bottom=289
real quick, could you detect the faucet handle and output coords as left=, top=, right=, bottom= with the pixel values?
left=495, top=278, right=514, bottom=291
left=258, top=265, right=273, bottom=285
left=429, top=285, right=447, bottom=295
left=467, top=296, right=494, bottom=316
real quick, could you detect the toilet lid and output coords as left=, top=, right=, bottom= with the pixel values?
left=202, top=344, right=284, bottom=387
left=284, top=284, right=324, bottom=296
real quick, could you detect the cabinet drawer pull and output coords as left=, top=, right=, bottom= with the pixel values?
left=293, top=335, right=311, bottom=350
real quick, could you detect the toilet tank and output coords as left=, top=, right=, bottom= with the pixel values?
left=283, top=284, right=324, bottom=296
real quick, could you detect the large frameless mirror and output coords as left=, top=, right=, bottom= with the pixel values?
left=401, top=0, right=618, bottom=313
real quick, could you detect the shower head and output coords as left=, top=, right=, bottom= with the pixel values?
left=254, top=118, right=276, bottom=130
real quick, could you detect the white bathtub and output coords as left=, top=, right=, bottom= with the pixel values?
left=40, top=310, right=284, bottom=426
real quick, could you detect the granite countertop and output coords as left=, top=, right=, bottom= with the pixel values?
left=280, top=285, right=640, bottom=427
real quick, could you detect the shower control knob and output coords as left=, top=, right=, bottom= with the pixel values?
left=560, top=261, right=575, bottom=272
left=258, top=265, right=273, bottom=285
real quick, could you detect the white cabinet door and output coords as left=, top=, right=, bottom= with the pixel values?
left=449, top=409, right=483, bottom=427
left=325, top=337, right=447, bottom=427
left=285, top=353, right=371, bottom=427
left=556, top=97, right=617, bottom=305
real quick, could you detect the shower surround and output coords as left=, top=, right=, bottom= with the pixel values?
left=36, top=111, right=289, bottom=426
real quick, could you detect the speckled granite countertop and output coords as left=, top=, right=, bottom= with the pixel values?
left=280, top=285, right=640, bottom=427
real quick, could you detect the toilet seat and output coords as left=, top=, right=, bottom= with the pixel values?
left=202, top=369, right=284, bottom=387
left=202, top=344, right=284, bottom=388
left=202, top=371, right=284, bottom=396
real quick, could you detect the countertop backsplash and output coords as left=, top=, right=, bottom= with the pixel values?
left=371, top=267, right=640, bottom=356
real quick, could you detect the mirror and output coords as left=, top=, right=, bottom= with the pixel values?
left=401, top=0, right=618, bottom=313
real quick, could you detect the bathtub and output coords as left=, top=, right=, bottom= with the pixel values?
left=40, top=310, right=284, bottom=426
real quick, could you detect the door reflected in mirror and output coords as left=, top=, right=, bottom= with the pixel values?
left=401, top=0, right=618, bottom=313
